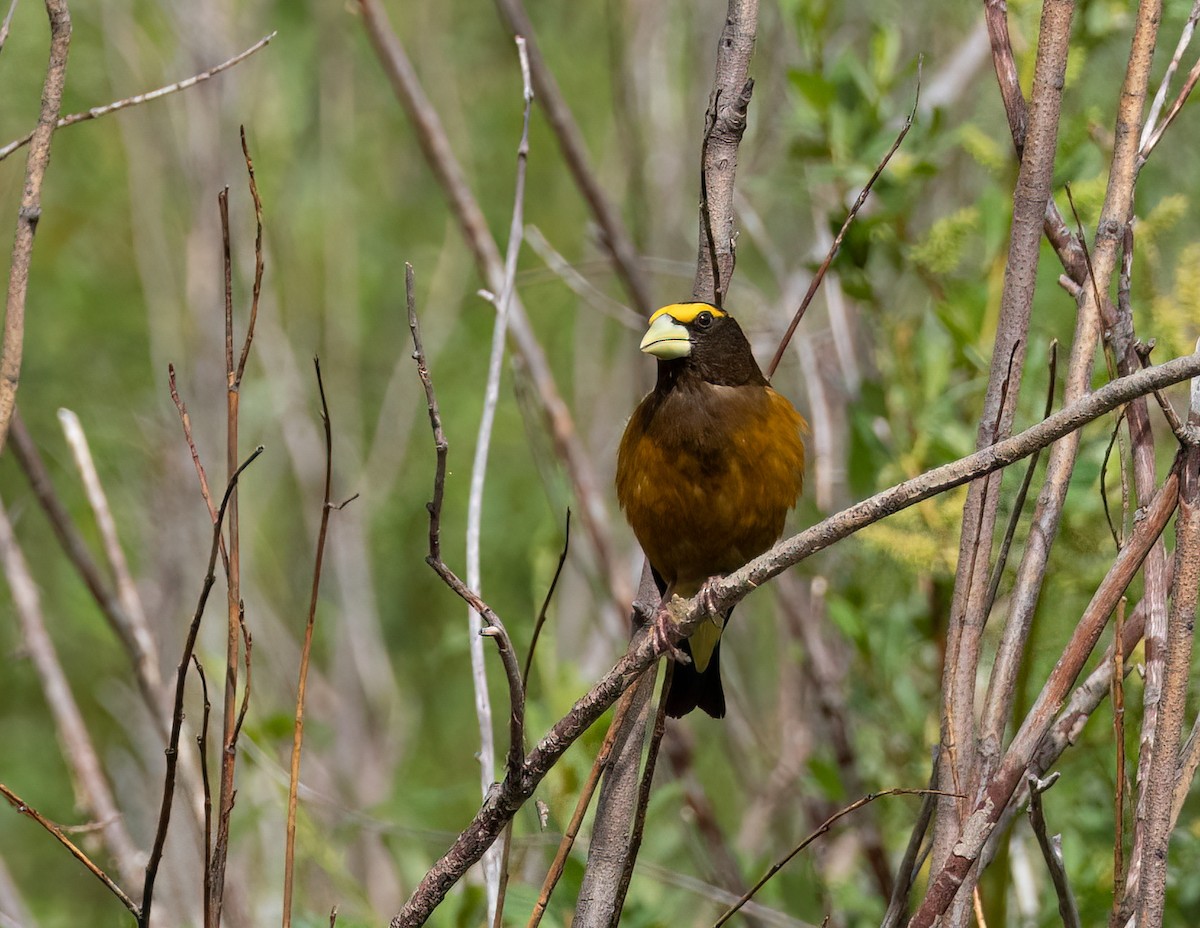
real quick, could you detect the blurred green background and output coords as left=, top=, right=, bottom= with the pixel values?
left=2, top=0, right=1199, bottom=925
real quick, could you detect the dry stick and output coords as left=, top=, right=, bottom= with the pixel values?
left=209, top=136, right=264, bottom=927
left=1026, top=773, right=1082, bottom=928
left=525, top=695, right=632, bottom=928
left=523, top=228, right=645, bottom=331
left=984, top=341, right=1059, bottom=613
left=57, top=408, right=160, bottom=687
left=192, top=655, right=214, bottom=877
left=606, top=667, right=671, bottom=928
left=0, top=0, right=16, bottom=55
left=407, top=264, right=527, bottom=779
left=766, top=60, right=921, bottom=379
left=492, top=0, right=654, bottom=316
left=713, top=790, right=959, bottom=928
left=909, top=450, right=1182, bottom=928
left=0, top=0, right=71, bottom=455
left=282, top=359, right=348, bottom=928
left=522, top=510, right=571, bottom=688
left=8, top=410, right=163, bottom=710
left=357, top=0, right=629, bottom=614
left=466, top=39, right=534, bottom=924
left=881, top=752, right=941, bottom=928
left=973, top=585, right=1156, bottom=880
left=0, top=33, right=275, bottom=162
left=1112, top=595, right=1128, bottom=920
left=692, top=0, right=757, bottom=307
left=0, top=784, right=139, bottom=919
left=0, top=496, right=143, bottom=889
left=981, top=0, right=1089, bottom=281
left=1135, top=389, right=1200, bottom=928
left=936, top=0, right=1074, bottom=880
left=572, top=661, right=657, bottom=926
left=1141, top=0, right=1200, bottom=148
left=495, top=509, right=572, bottom=928
left=140, top=445, right=264, bottom=928
left=392, top=351, right=1200, bottom=928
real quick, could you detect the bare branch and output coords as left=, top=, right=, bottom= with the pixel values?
left=140, top=445, right=263, bottom=928
left=0, top=783, right=139, bottom=919
left=0, top=33, right=276, bottom=163
left=713, top=790, right=959, bottom=928
left=0, top=0, right=72, bottom=455
left=492, top=0, right=654, bottom=315
left=1026, top=774, right=1082, bottom=928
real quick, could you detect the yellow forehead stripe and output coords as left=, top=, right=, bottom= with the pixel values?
left=647, top=302, right=727, bottom=325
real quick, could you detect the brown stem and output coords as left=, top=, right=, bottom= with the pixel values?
left=140, top=446, right=263, bottom=928
left=936, top=0, right=1075, bottom=878
left=0, top=0, right=71, bottom=454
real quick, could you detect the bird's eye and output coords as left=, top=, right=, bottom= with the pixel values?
left=695, top=311, right=713, bottom=329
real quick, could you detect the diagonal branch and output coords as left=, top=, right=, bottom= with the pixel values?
left=392, top=348, right=1200, bottom=927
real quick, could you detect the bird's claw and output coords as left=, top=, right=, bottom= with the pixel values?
left=651, top=603, right=690, bottom=664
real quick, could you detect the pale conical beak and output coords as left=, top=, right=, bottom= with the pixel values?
left=639, top=313, right=691, bottom=360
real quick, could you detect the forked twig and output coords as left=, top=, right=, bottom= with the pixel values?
left=140, top=445, right=264, bottom=928
left=283, top=358, right=350, bottom=928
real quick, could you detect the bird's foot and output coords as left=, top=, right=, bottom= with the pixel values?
left=696, top=577, right=724, bottom=620
left=650, top=601, right=690, bottom=664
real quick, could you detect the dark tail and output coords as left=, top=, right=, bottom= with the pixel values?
left=664, top=638, right=725, bottom=719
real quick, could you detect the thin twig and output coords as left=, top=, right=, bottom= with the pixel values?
left=0, top=33, right=276, bottom=162
left=235, top=127, right=264, bottom=386
left=140, top=445, right=263, bottom=928
left=1026, top=773, right=1082, bottom=928
left=881, top=751, right=940, bottom=928
left=712, top=790, right=959, bottom=928
left=766, top=57, right=922, bottom=378
left=606, top=663, right=672, bottom=928
left=0, top=495, right=143, bottom=889
left=525, top=696, right=631, bottom=928
left=1112, top=596, right=1128, bottom=920
left=0, top=0, right=17, bottom=55
left=984, top=340, right=1059, bottom=615
left=0, top=0, right=71, bottom=455
left=192, top=655, right=214, bottom=885
left=0, top=783, right=139, bottom=919
left=492, top=0, right=654, bottom=315
left=283, top=358, right=347, bottom=928
left=9, top=410, right=162, bottom=709
left=465, top=38, right=534, bottom=922
left=1140, top=0, right=1200, bottom=149
left=522, top=509, right=571, bottom=689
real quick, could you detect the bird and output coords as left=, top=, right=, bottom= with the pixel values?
left=616, top=302, right=806, bottom=718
